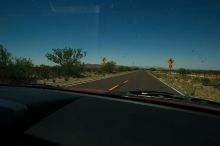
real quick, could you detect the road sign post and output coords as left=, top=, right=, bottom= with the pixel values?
left=167, top=58, right=174, bottom=74
left=102, top=57, right=107, bottom=65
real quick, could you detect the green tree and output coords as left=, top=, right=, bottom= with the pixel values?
left=35, top=65, right=51, bottom=79
left=117, top=66, right=132, bottom=72
left=149, top=68, right=156, bottom=71
left=177, top=68, right=190, bottom=76
left=0, top=44, right=12, bottom=80
left=46, top=48, right=86, bottom=77
left=103, top=61, right=116, bottom=73
left=46, top=48, right=86, bottom=66
left=0, top=44, right=12, bottom=67
left=117, top=66, right=127, bottom=72
left=9, top=58, right=34, bottom=82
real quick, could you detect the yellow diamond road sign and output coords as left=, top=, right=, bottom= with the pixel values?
left=168, top=58, right=174, bottom=65
left=102, top=57, right=107, bottom=64
left=168, top=58, right=174, bottom=70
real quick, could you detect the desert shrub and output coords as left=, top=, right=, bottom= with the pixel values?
left=201, top=78, right=212, bottom=86
left=102, top=61, right=116, bottom=73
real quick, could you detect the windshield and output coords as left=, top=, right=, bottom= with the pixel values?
left=0, top=0, right=220, bottom=104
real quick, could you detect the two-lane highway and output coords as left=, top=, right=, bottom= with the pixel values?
left=69, top=71, right=180, bottom=95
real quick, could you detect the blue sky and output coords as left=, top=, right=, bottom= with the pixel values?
left=0, top=0, right=220, bottom=70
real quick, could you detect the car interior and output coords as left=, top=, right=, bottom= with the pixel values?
left=1, top=85, right=220, bottom=146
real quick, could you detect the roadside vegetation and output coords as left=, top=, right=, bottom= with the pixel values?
left=150, top=68, right=220, bottom=103
left=0, top=44, right=138, bottom=86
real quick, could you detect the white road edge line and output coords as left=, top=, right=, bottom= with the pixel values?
left=148, top=72, right=184, bottom=96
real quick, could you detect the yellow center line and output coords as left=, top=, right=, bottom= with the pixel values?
left=123, top=80, right=129, bottom=84
left=108, top=84, right=119, bottom=91
left=108, top=80, right=129, bottom=91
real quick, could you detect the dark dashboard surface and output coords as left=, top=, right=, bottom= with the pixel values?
left=0, top=85, right=220, bottom=146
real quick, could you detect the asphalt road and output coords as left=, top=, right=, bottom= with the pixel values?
left=70, top=71, right=180, bottom=95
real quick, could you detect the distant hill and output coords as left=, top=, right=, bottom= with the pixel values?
left=84, top=64, right=138, bottom=69
left=84, top=64, right=102, bottom=69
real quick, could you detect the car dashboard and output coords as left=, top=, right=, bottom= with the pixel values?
left=0, top=85, right=220, bottom=146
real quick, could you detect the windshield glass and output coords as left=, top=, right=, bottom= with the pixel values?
left=0, top=0, right=220, bottom=104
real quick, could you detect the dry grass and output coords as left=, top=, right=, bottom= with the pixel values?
left=37, top=72, right=106, bottom=87
left=37, top=71, right=135, bottom=87
left=152, top=71, right=220, bottom=103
